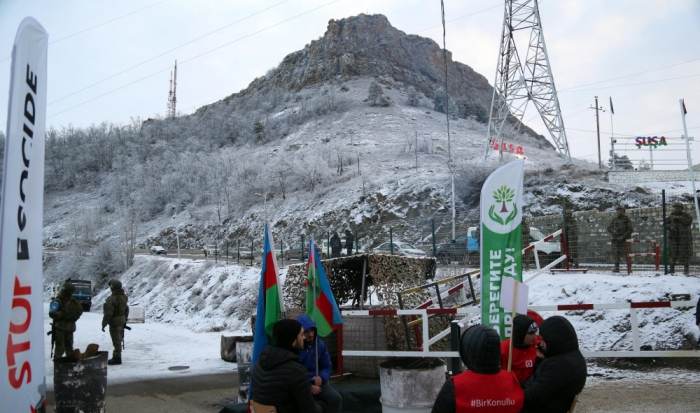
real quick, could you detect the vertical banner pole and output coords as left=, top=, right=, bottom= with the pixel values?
left=480, top=160, right=524, bottom=340
left=0, top=18, right=49, bottom=412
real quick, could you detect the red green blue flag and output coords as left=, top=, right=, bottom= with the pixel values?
left=251, top=224, right=284, bottom=367
left=306, top=238, right=343, bottom=337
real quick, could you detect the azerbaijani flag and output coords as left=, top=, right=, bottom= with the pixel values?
left=251, top=224, right=284, bottom=367
left=306, top=238, right=343, bottom=337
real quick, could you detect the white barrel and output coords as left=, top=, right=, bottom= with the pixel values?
left=379, top=358, right=446, bottom=413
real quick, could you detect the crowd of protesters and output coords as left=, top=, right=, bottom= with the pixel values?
left=249, top=312, right=587, bottom=413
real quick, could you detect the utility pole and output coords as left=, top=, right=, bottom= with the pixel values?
left=589, top=96, right=605, bottom=169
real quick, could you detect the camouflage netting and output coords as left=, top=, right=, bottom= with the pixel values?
left=284, top=253, right=445, bottom=351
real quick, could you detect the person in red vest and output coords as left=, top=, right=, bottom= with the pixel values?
left=431, top=325, right=524, bottom=413
left=500, top=314, right=539, bottom=383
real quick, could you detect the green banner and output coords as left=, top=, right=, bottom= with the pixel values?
left=480, top=160, right=524, bottom=340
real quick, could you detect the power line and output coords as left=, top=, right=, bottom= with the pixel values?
left=559, top=72, right=700, bottom=94
left=43, top=1, right=502, bottom=123
left=0, top=0, right=170, bottom=63
left=45, top=0, right=342, bottom=120
left=559, top=57, right=700, bottom=92
left=48, top=0, right=291, bottom=106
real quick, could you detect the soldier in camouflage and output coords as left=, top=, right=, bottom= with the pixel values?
left=607, top=206, right=634, bottom=273
left=667, top=203, right=693, bottom=274
left=102, top=279, right=129, bottom=365
left=48, top=282, right=84, bottom=360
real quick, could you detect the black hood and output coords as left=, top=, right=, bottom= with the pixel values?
left=459, top=325, right=501, bottom=374
left=257, top=346, right=299, bottom=371
left=539, top=316, right=579, bottom=357
left=512, top=314, right=536, bottom=349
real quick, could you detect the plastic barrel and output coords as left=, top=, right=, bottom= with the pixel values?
left=54, top=351, right=108, bottom=413
left=379, top=358, right=446, bottom=413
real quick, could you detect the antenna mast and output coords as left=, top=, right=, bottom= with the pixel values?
left=485, top=0, right=570, bottom=163
left=167, top=60, right=177, bottom=118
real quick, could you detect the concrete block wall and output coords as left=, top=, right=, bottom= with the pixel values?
left=530, top=204, right=700, bottom=267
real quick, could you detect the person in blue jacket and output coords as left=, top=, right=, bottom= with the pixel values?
left=296, top=315, right=342, bottom=413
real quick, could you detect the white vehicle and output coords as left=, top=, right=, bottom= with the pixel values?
left=527, top=226, right=562, bottom=264
left=373, top=242, right=427, bottom=257
left=237, top=247, right=254, bottom=259
left=149, top=246, right=167, bottom=255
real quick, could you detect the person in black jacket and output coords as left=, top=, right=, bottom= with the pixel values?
left=251, top=319, right=326, bottom=413
left=330, top=232, right=342, bottom=258
left=521, top=315, right=586, bottom=413
left=431, top=325, right=523, bottom=413
left=344, top=230, right=354, bottom=256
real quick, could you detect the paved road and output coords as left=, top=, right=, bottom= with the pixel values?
left=47, top=372, right=238, bottom=413
left=44, top=370, right=700, bottom=413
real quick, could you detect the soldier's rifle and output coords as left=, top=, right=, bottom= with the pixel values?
left=122, top=324, right=132, bottom=349
left=47, top=322, right=56, bottom=358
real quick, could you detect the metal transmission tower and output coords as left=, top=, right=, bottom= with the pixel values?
left=485, top=0, right=570, bottom=163
left=167, top=60, right=177, bottom=118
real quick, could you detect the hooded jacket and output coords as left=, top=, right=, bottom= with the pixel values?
left=297, top=315, right=333, bottom=384
left=500, top=315, right=538, bottom=382
left=432, top=325, right=523, bottom=413
left=251, top=345, right=318, bottom=413
left=521, top=316, right=587, bottom=413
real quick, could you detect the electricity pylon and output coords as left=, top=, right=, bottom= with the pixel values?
left=167, top=60, right=177, bottom=118
left=485, top=0, right=570, bottom=163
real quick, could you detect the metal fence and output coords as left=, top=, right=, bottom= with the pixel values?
left=205, top=189, right=700, bottom=274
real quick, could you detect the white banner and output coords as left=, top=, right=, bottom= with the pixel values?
left=0, top=17, right=48, bottom=412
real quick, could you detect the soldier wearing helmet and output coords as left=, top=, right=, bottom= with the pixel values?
left=667, top=203, right=693, bottom=274
left=48, top=281, right=83, bottom=360
left=102, top=279, right=129, bottom=365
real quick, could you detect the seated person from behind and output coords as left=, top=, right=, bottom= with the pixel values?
left=432, top=325, right=524, bottom=413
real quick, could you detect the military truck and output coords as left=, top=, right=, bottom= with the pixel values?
left=70, top=279, right=93, bottom=312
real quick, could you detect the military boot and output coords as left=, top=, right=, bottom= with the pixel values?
left=670, top=264, right=675, bottom=274
left=108, top=356, right=122, bottom=365
left=684, top=264, right=690, bottom=275
left=612, top=265, right=619, bottom=273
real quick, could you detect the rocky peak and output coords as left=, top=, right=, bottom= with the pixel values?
left=236, top=14, right=492, bottom=106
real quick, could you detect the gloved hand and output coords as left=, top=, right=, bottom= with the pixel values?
left=618, top=236, right=626, bottom=241
left=101, top=325, right=106, bottom=332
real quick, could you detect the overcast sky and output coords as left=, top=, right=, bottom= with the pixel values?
left=1, top=0, right=699, bottom=168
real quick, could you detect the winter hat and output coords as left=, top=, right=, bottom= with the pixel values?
left=539, top=315, right=579, bottom=357
left=512, top=314, right=537, bottom=349
left=459, top=325, right=501, bottom=374
left=273, top=319, right=302, bottom=352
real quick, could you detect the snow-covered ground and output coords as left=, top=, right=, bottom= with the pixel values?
left=44, top=256, right=700, bottom=391
left=43, top=303, right=235, bottom=391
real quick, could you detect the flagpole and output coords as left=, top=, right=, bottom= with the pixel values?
left=310, top=237, right=319, bottom=380
left=680, top=99, right=700, bottom=231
